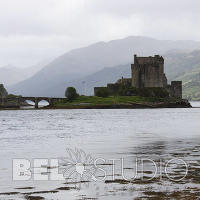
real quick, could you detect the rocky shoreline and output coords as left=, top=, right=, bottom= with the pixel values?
left=0, top=101, right=30, bottom=110
left=0, top=99, right=192, bottom=110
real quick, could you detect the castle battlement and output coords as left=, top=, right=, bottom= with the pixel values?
left=134, top=54, right=164, bottom=65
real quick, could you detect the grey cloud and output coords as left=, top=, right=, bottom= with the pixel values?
left=0, top=0, right=200, bottom=67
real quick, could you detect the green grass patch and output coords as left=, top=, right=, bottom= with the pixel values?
left=55, top=95, right=177, bottom=107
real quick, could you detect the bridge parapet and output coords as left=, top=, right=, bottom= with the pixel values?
left=1, top=96, right=66, bottom=109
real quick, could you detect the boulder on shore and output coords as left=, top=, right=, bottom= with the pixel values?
left=0, top=84, right=8, bottom=97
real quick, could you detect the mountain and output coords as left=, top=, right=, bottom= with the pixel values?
left=0, top=62, right=46, bottom=86
left=164, top=50, right=200, bottom=100
left=8, top=36, right=200, bottom=97
left=49, top=63, right=131, bottom=97
left=56, top=50, right=200, bottom=99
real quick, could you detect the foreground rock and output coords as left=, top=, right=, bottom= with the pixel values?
left=0, top=85, right=22, bottom=109
left=0, top=84, right=8, bottom=97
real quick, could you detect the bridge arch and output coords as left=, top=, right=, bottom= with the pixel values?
left=37, top=99, right=50, bottom=108
left=22, top=97, right=37, bottom=108
left=24, top=99, right=35, bottom=106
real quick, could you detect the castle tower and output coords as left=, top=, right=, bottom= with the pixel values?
left=131, top=55, right=165, bottom=88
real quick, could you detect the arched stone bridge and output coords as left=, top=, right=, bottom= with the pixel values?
left=1, top=96, right=66, bottom=109
left=22, top=97, right=67, bottom=108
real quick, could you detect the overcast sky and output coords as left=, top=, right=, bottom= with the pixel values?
left=0, top=0, right=200, bottom=67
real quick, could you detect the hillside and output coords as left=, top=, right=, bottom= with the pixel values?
left=165, top=50, right=200, bottom=100
left=0, top=61, right=47, bottom=86
left=8, top=36, right=200, bottom=97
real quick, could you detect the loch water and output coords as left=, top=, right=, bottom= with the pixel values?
left=0, top=103, right=200, bottom=199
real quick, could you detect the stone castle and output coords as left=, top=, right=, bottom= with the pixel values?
left=94, top=55, right=182, bottom=98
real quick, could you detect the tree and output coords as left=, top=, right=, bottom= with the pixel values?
left=65, top=87, right=79, bottom=101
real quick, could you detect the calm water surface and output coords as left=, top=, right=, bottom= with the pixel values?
left=0, top=105, right=200, bottom=199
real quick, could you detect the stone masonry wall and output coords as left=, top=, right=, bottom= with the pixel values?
left=170, top=81, right=182, bottom=99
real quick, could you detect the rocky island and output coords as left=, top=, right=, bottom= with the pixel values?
left=48, top=55, right=191, bottom=109
left=51, top=96, right=191, bottom=109
left=0, top=55, right=192, bottom=109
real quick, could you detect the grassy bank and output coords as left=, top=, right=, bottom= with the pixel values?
left=52, top=95, right=190, bottom=109
left=56, top=96, right=167, bottom=105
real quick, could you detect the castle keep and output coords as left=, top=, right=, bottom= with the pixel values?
left=94, top=55, right=182, bottom=99
left=131, top=55, right=167, bottom=88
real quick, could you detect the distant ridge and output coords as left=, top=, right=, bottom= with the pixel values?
left=8, top=36, right=200, bottom=97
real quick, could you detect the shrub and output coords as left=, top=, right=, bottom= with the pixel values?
left=119, top=87, right=138, bottom=96
left=95, top=87, right=110, bottom=97
left=139, top=87, right=169, bottom=98
left=138, top=88, right=152, bottom=97
left=7, top=94, right=21, bottom=98
left=65, top=87, right=79, bottom=101
left=152, top=88, right=169, bottom=98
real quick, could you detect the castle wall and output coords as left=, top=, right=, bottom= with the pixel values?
left=162, top=74, right=168, bottom=88
left=94, top=87, right=107, bottom=96
left=169, top=81, right=182, bottom=99
left=107, top=83, right=120, bottom=94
